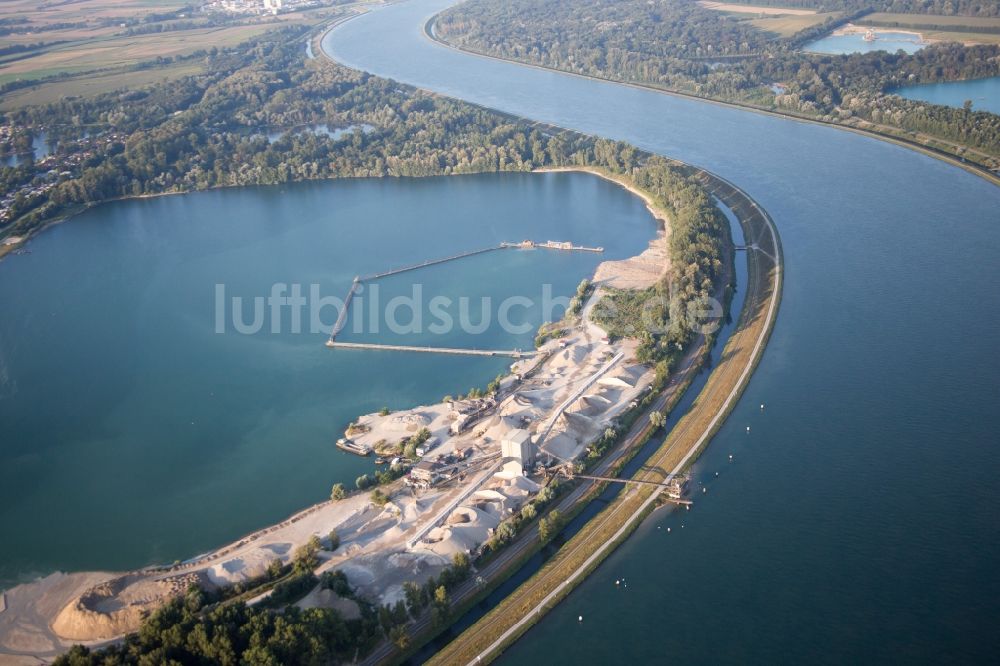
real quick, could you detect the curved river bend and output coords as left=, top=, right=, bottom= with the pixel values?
left=324, top=0, right=1000, bottom=663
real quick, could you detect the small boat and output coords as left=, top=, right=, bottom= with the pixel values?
left=336, top=437, right=371, bottom=456
left=374, top=456, right=388, bottom=465
left=863, top=29, right=877, bottom=42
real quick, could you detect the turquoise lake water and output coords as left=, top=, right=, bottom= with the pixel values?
left=325, top=0, right=1000, bottom=662
left=894, top=76, right=1000, bottom=115
left=0, top=172, right=656, bottom=586
left=803, top=31, right=926, bottom=54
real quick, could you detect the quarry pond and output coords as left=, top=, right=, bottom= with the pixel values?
left=0, top=171, right=658, bottom=586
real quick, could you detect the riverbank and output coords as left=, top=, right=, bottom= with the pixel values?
left=427, top=165, right=782, bottom=666
left=420, top=13, right=1000, bottom=187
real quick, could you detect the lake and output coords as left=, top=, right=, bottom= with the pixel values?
left=325, top=0, right=1000, bottom=662
left=1, top=131, right=55, bottom=168
left=0, top=171, right=657, bottom=586
left=263, top=123, right=375, bottom=143
left=893, top=76, right=1000, bottom=115
left=802, top=30, right=927, bottom=55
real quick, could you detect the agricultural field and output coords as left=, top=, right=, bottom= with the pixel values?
left=0, top=1, right=337, bottom=87
left=856, top=12, right=1000, bottom=45
left=0, top=25, right=276, bottom=84
left=696, top=2, right=840, bottom=39
left=0, top=62, right=204, bottom=111
left=748, top=12, right=842, bottom=37
left=696, top=1, right=816, bottom=16
left=861, top=12, right=1000, bottom=30
left=0, top=0, right=185, bottom=21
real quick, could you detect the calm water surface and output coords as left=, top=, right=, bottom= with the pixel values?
left=894, top=76, right=1000, bottom=115
left=0, top=172, right=656, bottom=585
left=803, top=31, right=926, bottom=55
left=325, top=0, right=1000, bottom=662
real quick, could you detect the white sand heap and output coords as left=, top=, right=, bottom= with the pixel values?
left=52, top=571, right=204, bottom=641
left=598, top=375, right=634, bottom=389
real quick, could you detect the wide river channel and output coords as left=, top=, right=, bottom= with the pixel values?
left=321, top=0, right=1000, bottom=663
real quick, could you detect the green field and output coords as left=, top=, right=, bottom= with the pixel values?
left=749, top=12, right=841, bottom=37
left=0, top=62, right=204, bottom=110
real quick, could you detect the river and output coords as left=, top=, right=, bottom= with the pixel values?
left=323, top=0, right=1000, bottom=662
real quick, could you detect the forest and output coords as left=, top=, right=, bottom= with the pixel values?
left=435, top=0, right=1000, bottom=168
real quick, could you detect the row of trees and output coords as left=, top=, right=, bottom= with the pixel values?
left=436, top=0, right=1000, bottom=165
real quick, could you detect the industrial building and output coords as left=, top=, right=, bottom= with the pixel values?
left=500, top=429, right=535, bottom=469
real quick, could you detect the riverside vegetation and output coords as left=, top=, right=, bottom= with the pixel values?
left=2, top=14, right=735, bottom=664
left=434, top=0, right=1000, bottom=171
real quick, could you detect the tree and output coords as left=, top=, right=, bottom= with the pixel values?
left=403, top=581, right=423, bottom=617
left=403, top=440, right=417, bottom=459
left=389, top=624, right=411, bottom=650
left=521, top=503, right=537, bottom=521
left=379, top=406, right=391, bottom=416
left=649, top=410, right=667, bottom=429
left=539, top=509, right=562, bottom=542
left=431, top=585, right=451, bottom=627
left=293, top=536, right=321, bottom=573
left=330, top=483, right=346, bottom=501
left=356, top=474, right=374, bottom=490
left=184, top=584, right=204, bottom=614
left=452, top=552, right=471, bottom=580
left=371, top=489, right=389, bottom=506
left=328, top=529, right=340, bottom=552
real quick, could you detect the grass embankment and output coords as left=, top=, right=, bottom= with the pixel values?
left=427, top=166, right=782, bottom=666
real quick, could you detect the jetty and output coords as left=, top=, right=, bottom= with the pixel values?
left=361, top=246, right=504, bottom=281
left=327, top=276, right=360, bottom=343
left=500, top=240, right=603, bottom=252
left=326, top=239, right=602, bottom=346
left=325, top=340, right=535, bottom=358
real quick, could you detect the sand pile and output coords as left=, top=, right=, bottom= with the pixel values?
left=52, top=571, right=202, bottom=641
